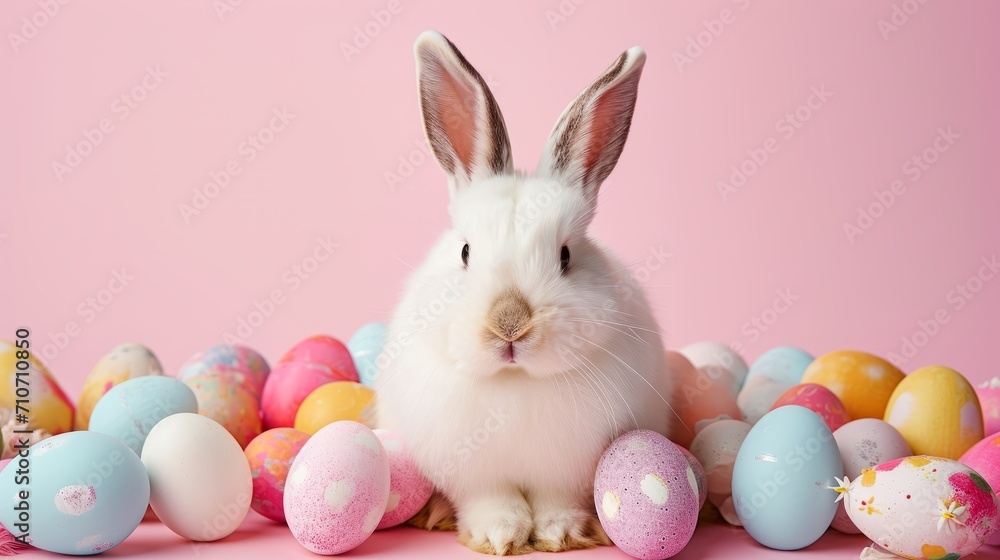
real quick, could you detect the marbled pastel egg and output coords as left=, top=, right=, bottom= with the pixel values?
left=76, top=343, right=163, bottom=430
left=801, top=350, right=904, bottom=420
left=0, top=431, right=149, bottom=554
left=747, top=346, right=813, bottom=386
left=0, top=340, right=74, bottom=434
left=349, top=323, right=387, bottom=388
left=842, top=456, right=999, bottom=559
left=976, top=377, right=1000, bottom=437
left=737, top=375, right=792, bottom=425
left=830, top=419, right=911, bottom=534
left=284, top=421, right=390, bottom=554
left=184, top=374, right=262, bottom=448
left=295, top=381, right=376, bottom=435
left=675, top=444, right=708, bottom=509
left=261, top=361, right=343, bottom=429
left=89, top=376, right=199, bottom=456
left=771, top=383, right=851, bottom=432
left=244, top=428, right=310, bottom=523
left=667, top=351, right=741, bottom=448
left=595, top=430, right=699, bottom=559
left=884, top=365, right=982, bottom=459
left=374, top=428, right=432, bottom=529
left=679, top=342, right=748, bottom=396
left=690, top=419, right=752, bottom=526
left=278, top=335, right=359, bottom=383
left=178, top=344, right=270, bottom=397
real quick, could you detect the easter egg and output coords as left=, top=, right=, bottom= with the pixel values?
left=594, top=430, right=698, bottom=559
left=142, top=413, right=252, bottom=541
left=294, top=381, right=376, bottom=436
left=689, top=419, right=752, bottom=526
left=801, top=350, right=904, bottom=420
left=884, top=365, right=982, bottom=459
left=184, top=374, right=262, bottom=448
left=0, top=431, right=149, bottom=554
left=0, top=340, right=74, bottom=434
left=284, top=421, right=390, bottom=554
left=75, top=343, right=163, bottom=430
left=349, top=323, right=387, bottom=388
left=244, top=428, right=310, bottom=523
left=976, top=378, right=1000, bottom=437
left=675, top=444, right=708, bottom=509
left=261, top=361, right=343, bottom=429
left=178, top=344, right=270, bottom=397
left=279, top=335, right=359, bottom=383
left=732, top=406, right=842, bottom=550
left=374, top=428, right=433, bottom=529
left=958, top=434, right=1000, bottom=545
left=679, top=342, right=747, bottom=396
left=667, top=351, right=741, bottom=448
left=737, top=375, right=792, bottom=425
left=771, top=383, right=851, bottom=432
left=842, top=456, right=999, bottom=559
left=89, top=376, right=199, bottom=456
left=830, top=419, right=911, bottom=534
left=747, top=346, right=813, bottom=386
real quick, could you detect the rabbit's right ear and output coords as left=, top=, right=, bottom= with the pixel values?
left=415, top=30, right=513, bottom=194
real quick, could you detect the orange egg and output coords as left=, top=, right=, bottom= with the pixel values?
left=800, top=350, right=903, bottom=419
left=667, top=351, right=741, bottom=448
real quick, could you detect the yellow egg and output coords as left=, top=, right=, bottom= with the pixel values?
left=0, top=340, right=74, bottom=434
left=75, top=343, right=163, bottom=430
left=800, top=350, right=903, bottom=419
left=294, top=382, right=375, bottom=435
left=884, top=365, right=982, bottom=459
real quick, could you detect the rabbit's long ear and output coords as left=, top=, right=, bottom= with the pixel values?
left=537, top=47, right=646, bottom=206
left=415, top=31, right=512, bottom=194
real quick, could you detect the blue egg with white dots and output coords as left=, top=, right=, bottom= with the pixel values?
left=746, top=346, right=813, bottom=387
left=349, top=322, right=387, bottom=388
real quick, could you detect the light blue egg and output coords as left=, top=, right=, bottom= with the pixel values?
left=732, top=405, right=842, bottom=550
left=348, top=322, right=387, bottom=388
left=0, top=432, right=149, bottom=555
left=89, top=376, right=198, bottom=456
left=746, top=346, right=813, bottom=387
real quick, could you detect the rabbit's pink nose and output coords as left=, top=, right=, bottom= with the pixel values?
left=486, top=289, right=533, bottom=343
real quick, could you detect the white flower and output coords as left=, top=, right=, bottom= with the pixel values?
left=936, top=500, right=967, bottom=534
left=828, top=476, right=854, bottom=503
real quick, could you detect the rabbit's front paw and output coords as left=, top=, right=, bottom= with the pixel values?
left=530, top=496, right=610, bottom=552
left=457, top=492, right=533, bottom=555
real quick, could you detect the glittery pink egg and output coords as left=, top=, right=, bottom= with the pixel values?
left=284, top=421, right=389, bottom=554
left=373, top=428, right=432, bottom=529
left=245, top=428, right=310, bottom=523
left=595, top=430, right=698, bottom=559
left=771, top=383, right=851, bottom=432
left=959, top=433, right=1000, bottom=545
left=976, top=378, right=1000, bottom=437
left=675, top=444, right=707, bottom=509
left=260, top=361, right=342, bottom=429
left=278, top=335, right=359, bottom=383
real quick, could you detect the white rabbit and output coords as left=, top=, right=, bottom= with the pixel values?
left=376, top=30, right=673, bottom=555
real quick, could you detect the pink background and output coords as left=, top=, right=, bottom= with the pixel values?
left=2, top=1, right=999, bottom=558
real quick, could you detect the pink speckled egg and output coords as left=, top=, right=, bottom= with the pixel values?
left=976, top=377, right=1000, bottom=437
left=260, top=361, right=342, bottom=429
left=244, top=428, right=310, bottom=523
left=595, top=430, right=698, bottom=559
left=178, top=344, right=270, bottom=397
left=675, top=444, right=707, bottom=509
left=183, top=374, right=261, bottom=448
left=959, top=433, right=1000, bottom=546
left=830, top=419, right=911, bottom=534
left=373, top=428, right=432, bottom=529
left=284, top=421, right=390, bottom=554
left=667, top=351, right=741, bottom=448
left=279, top=335, right=359, bottom=383
left=771, top=383, right=851, bottom=432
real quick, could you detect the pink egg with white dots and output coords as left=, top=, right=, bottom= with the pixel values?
left=373, top=428, right=433, bottom=529
left=284, top=421, right=390, bottom=554
left=595, top=430, right=699, bottom=559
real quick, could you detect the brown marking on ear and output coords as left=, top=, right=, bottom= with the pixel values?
left=486, top=289, right=533, bottom=342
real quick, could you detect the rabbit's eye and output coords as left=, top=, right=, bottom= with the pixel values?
left=560, top=245, right=570, bottom=273
left=462, top=243, right=470, bottom=267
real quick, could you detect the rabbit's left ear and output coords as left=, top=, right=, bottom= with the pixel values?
left=537, top=47, right=646, bottom=205
left=415, top=30, right=513, bottom=194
